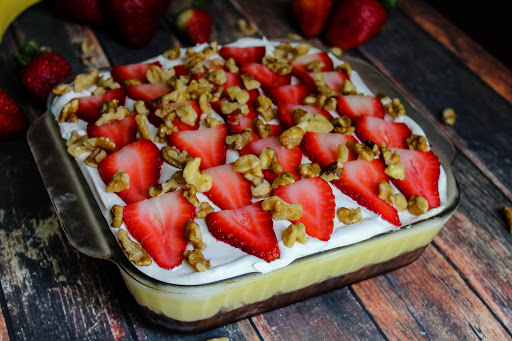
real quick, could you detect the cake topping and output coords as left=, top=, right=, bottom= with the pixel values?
left=282, top=222, right=308, bottom=248
left=60, top=98, right=79, bottom=123
left=118, top=229, right=152, bottom=266
left=262, top=196, right=303, bottom=221
left=442, top=108, right=456, bottom=125
left=110, top=205, right=123, bottom=228
left=298, top=163, right=321, bottom=178
left=271, top=172, right=296, bottom=189
left=337, top=207, right=362, bottom=225
left=84, top=148, right=107, bottom=168
left=408, top=195, right=429, bottom=215
left=183, top=157, right=213, bottom=193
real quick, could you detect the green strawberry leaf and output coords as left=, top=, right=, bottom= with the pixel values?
left=380, top=0, right=401, bottom=11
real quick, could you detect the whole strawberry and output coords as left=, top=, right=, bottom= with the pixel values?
left=0, top=89, right=27, bottom=141
left=292, top=0, right=332, bottom=38
left=174, top=0, right=212, bottom=44
left=17, top=41, right=73, bottom=101
left=325, top=0, right=387, bottom=50
left=52, top=0, right=105, bottom=26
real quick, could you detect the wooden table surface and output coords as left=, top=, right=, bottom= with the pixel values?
left=1, top=0, right=512, bottom=340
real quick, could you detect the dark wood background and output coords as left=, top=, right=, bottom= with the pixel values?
left=1, top=0, right=511, bottom=339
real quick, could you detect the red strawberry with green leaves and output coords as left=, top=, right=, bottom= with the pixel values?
left=125, top=82, right=172, bottom=104
left=240, top=63, right=292, bottom=90
left=98, top=139, right=163, bottom=204
left=300, top=132, right=358, bottom=167
left=204, top=163, right=252, bottom=210
left=111, top=61, right=161, bottom=84
left=333, top=159, right=400, bottom=226
left=0, top=89, right=27, bottom=141
left=354, top=116, right=411, bottom=149
left=87, top=113, right=138, bottom=152
left=292, top=0, right=332, bottom=38
left=148, top=101, right=201, bottom=131
left=336, top=95, right=384, bottom=120
left=174, top=0, right=212, bottom=44
left=205, top=202, right=279, bottom=262
left=76, top=87, right=126, bottom=122
left=219, top=46, right=266, bottom=64
left=291, top=52, right=334, bottom=76
left=325, top=0, right=387, bottom=50
left=274, top=177, right=335, bottom=241
left=268, top=84, right=309, bottom=106
left=299, top=71, right=349, bottom=93
left=169, top=124, right=227, bottom=169
left=389, top=148, right=441, bottom=209
left=122, top=189, right=195, bottom=269
left=16, top=41, right=73, bottom=101
left=277, top=104, right=332, bottom=129
left=240, top=136, right=302, bottom=182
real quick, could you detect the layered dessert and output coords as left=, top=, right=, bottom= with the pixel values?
left=49, top=38, right=453, bottom=329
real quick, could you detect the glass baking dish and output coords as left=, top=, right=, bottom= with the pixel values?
left=28, top=56, right=460, bottom=333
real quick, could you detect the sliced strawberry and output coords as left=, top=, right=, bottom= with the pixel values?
left=173, top=64, right=188, bottom=76
left=336, top=95, right=385, bottom=120
left=98, top=139, right=163, bottom=204
left=354, top=116, right=411, bottom=149
left=219, top=46, right=266, bottom=64
left=125, top=82, right=173, bottom=103
left=223, top=103, right=258, bottom=134
left=291, top=52, right=333, bottom=76
left=240, top=63, right=291, bottom=90
left=147, top=101, right=201, bottom=131
left=273, top=177, right=335, bottom=241
left=240, top=136, right=302, bottom=182
left=111, top=61, right=161, bottom=84
left=277, top=104, right=332, bottom=129
left=76, top=88, right=126, bottom=122
left=299, top=71, right=349, bottom=93
left=169, top=125, right=227, bottom=168
left=215, top=72, right=243, bottom=91
left=205, top=202, right=279, bottom=262
left=333, top=159, right=400, bottom=226
left=389, top=148, right=441, bottom=209
left=87, top=113, right=137, bottom=152
left=122, top=190, right=195, bottom=269
left=204, top=163, right=252, bottom=210
left=300, top=132, right=358, bottom=167
left=268, top=84, right=309, bottom=106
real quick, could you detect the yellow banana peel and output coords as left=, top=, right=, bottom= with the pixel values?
left=0, top=0, right=42, bottom=43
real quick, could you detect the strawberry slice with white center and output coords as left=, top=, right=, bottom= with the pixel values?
left=219, top=46, right=266, bottom=64
left=169, top=125, right=228, bottom=169
left=333, top=159, right=400, bottom=226
left=291, top=52, right=334, bottom=76
left=389, top=148, right=441, bottom=209
left=98, top=139, right=163, bottom=204
left=240, top=63, right=291, bottom=90
left=336, top=95, right=385, bottom=120
left=354, top=116, right=411, bottom=149
left=277, top=103, right=333, bottom=128
left=76, top=88, right=126, bottom=122
left=87, top=113, right=137, bottom=152
left=111, top=61, right=161, bottom=84
left=204, top=163, right=252, bottom=210
left=240, top=136, right=302, bottom=182
left=205, top=202, right=279, bottom=262
left=122, top=190, right=195, bottom=269
left=268, top=84, right=309, bottom=106
left=300, top=132, right=358, bottom=167
left=273, top=177, right=335, bottom=241
left=125, top=82, right=173, bottom=104
left=147, top=101, right=201, bottom=131
left=299, top=71, right=349, bottom=93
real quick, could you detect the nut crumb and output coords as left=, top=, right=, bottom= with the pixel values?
left=118, top=229, right=152, bottom=266
left=84, top=148, right=107, bottom=168
left=196, top=202, right=214, bottom=219
left=503, top=206, right=512, bottom=232
left=161, top=146, right=193, bottom=169
left=330, top=47, right=343, bottom=57
left=442, top=108, right=456, bottom=125
left=148, top=178, right=178, bottom=197
left=183, top=157, right=213, bottom=192
left=106, top=169, right=130, bottom=193
left=408, top=195, right=429, bottom=215
left=185, top=220, right=205, bottom=251
left=320, top=161, right=343, bottom=182
left=233, top=154, right=263, bottom=186
left=110, top=205, right=123, bottom=228
left=251, top=182, right=272, bottom=198
left=282, top=222, right=308, bottom=248
left=271, top=172, right=295, bottom=189
left=384, top=98, right=405, bottom=117
left=260, top=147, right=282, bottom=174
left=406, top=134, right=429, bottom=151
left=184, top=249, right=210, bottom=272
left=225, top=129, right=252, bottom=150
left=238, top=19, right=258, bottom=36
left=337, top=207, right=362, bottom=225
left=298, top=163, right=321, bottom=178
left=261, top=196, right=302, bottom=220
left=60, top=99, right=79, bottom=123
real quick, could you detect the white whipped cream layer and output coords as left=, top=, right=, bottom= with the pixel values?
left=52, top=38, right=448, bottom=285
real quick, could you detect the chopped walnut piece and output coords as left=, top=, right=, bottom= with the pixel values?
left=384, top=98, right=405, bottom=117
left=298, top=163, right=321, bottom=178
left=149, top=178, right=178, bottom=197
left=346, top=140, right=374, bottom=161
left=337, top=207, right=362, bottom=225
left=261, top=196, right=303, bottom=220
left=66, top=130, right=89, bottom=157
left=52, top=83, right=71, bottom=95
left=225, top=129, right=252, bottom=150
left=160, top=146, right=192, bottom=169
left=226, top=86, right=250, bottom=104
left=84, top=148, right=107, bottom=168
left=97, top=76, right=121, bottom=91
left=185, top=220, right=205, bottom=251
left=306, top=60, right=325, bottom=72
left=134, top=100, right=148, bottom=115
left=408, top=195, right=429, bottom=215
left=175, top=103, right=198, bottom=126
left=295, top=43, right=311, bottom=56
left=135, top=114, right=153, bottom=141
left=118, top=229, right=152, bottom=266
left=240, top=73, right=261, bottom=90
left=320, top=161, right=344, bottom=182
left=96, top=105, right=130, bottom=126
left=341, top=80, right=357, bottom=95
left=171, top=170, right=186, bottom=185
left=253, top=118, right=270, bottom=139
left=364, top=140, right=380, bottom=156
left=183, top=184, right=200, bottom=207
left=183, top=157, right=213, bottom=192
left=220, top=101, right=249, bottom=115
left=331, top=116, right=354, bottom=134
left=336, top=62, right=351, bottom=77
left=287, top=32, right=303, bottom=40
left=225, top=58, right=239, bottom=73
left=99, top=99, right=120, bottom=114
left=394, top=193, right=408, bottom=212
left=184, top=249, right=210, bottom=272
left=280, top=126, right=305, bottom=149
left=442, top=108, right=456, bottom=125
left=271, top=172, right=295, bottom=189
left=251, top=182, right=272, bottom=198
left=378, top=181, right=396, bottom=206
left=262, top=56, right=292, bottom=75
left=324, top=97, right=337, bottom=111
left=197, top=202, right=214, bottom=219
left=282, top=222, right=308, bottom=248
left=106, top=169, right=130, bottom=192
left=85, top=136, right=116, bottom=153
left=260, top=147, right=283, bottom=174
left=237, top=19, right=258, bottom=35
left=313, top=73, right=337, bottom=97
left=204, top=113, right=223, bottom=127
left=503, top=206, right=512, bottom=232
left=74, top=69, right=99, bottom=92
left=292, top=109, right=314, bottom=126
left=198, top=93, right=211, bottom=114
left=124, top=78, right=142, bottom=86
left=163, top=44, right=181, bottom=60
left=208, top=69, right=227, bottom=85
left=59, top=99, right=79, bottom=123
left=111, top=205, right=123, bottom=228
left=233, top=154, right=264, bottom=185
left=385, top=163, right=405, bottom=180
left=380, top=143, right=400, bottom=166
left=255, top=95, right=275, bottom=122
left=330, top=47, right=343, bottom=57
left=296, top=114, right=334, bottom=133
left=406, top=134, right=429, bottom=151
left=336, top=143, right=349, bottom=163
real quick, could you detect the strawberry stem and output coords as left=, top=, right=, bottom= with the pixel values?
left=380, top=0, right=401, bottom=11
left=14, top=41, right=46, bottom=66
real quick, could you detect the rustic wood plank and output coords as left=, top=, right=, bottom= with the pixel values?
left=400, top=0, right=512, bottom=103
